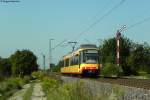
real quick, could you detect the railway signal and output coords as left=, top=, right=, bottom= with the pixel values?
left=116, top=25, right=126, bottom=66
left=116, top=31, right=121, bottom=66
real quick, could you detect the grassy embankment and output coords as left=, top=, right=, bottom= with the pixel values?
left=33, top=71, right=123, bottom=100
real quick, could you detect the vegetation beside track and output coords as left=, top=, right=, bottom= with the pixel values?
left=0, top=50, right=39, bottom=99
left=101, top=63, right=123, bottom=77
left=0, top=76, right=31, bottom=100
left=41, top=76, right=96, bottom=100
left=40, top=74, right=127, bottom=100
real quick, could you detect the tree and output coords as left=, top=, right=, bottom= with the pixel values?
left=51, top=62, right=62, bottom=72
left=100, top=38, right=116, bottom=63
left=127, top=43, right=150, bottom=74
left=100, top=36, right=132, bottom=64
left=10, top=50, right=38, bottom=77
left=0, top=58, right=12, bottom=77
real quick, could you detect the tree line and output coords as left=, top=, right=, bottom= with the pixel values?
left=0, top=50, right=38, bottom=78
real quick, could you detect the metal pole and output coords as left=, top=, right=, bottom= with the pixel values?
left=41, top=53, right=45, bottom=72
left=43, top=55, right=45, bottom=72
left=49, top=39, right=54, bottom=72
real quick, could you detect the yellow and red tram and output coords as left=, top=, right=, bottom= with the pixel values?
left=60, top=44, right=101, bottom=76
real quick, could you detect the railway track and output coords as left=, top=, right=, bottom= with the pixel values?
left=67, top=76, right=150, bottom=90
left=97, top=78, right=150, bottom=90
left=48, top=72, right=150, bottom=90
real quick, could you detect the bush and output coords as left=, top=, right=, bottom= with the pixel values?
left=0, top=77, right=4, bottom=82
left=0, top=77, right=25, bottom=99
left=23, top=76, right=31, bottom=84
left=5, top=77, right=23, bottom=91
left=122, top=65, right=138, bottom=76
left=31, top=71, right=45, bottom=80
left=0, top=76, right=31, bottom=99
left=101, top=63, right=123, bottom=77
left=42, top=76, right=60, bottom=93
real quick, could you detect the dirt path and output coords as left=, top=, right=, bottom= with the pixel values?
left=31, top=83, right=46, bottom=100
left=8, top=82, right=46, bottom=100
left=8, top=84, right=31, bottom=100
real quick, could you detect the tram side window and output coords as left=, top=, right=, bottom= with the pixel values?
left=70, top=55, right=79, bottom=65
left=74, top=54, right=79, bottom=65
left=62, top=60, right=64, bottom=67
left=59, top=60, right=64, bottom=67
left=70, top=57, right=74, bottom=66
left=65, top=59, right=69, bottom=67
left=80, top=52, right=84, bottom=63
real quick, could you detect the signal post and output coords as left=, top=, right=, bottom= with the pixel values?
left=116, top=31, right=121, bottom=66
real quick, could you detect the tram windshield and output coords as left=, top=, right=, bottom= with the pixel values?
left=83, top=50, right=99, bottom=64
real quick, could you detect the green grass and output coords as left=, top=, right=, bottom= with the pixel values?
left=23, top=82, right=35, bottom=100
left=44, top=81, right=95, bottom=100
left=138, top=71, right=150, bottom=79
left=146, top=74, right=150, bottom=79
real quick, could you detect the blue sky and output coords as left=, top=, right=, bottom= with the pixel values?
left=0, top=0, right=150, bottom=69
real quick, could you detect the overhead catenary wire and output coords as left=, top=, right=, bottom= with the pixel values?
left=88, top=0, right=113, bottom=23
left=119, top=16, right=150, bottom=33
left=52, top=39, right=67, bottom=50
left=67, top=0, right=113, bottom=44
left=73, top=0, right=126, bottom=41
left=126, top=16, right=150, bottom=31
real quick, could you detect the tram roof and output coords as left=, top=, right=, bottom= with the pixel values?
left=79, top=44, right=97, bottom=48
left=62, top=44, right=99, bottom=60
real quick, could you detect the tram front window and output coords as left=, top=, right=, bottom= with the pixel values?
left=83, top=53, right=99, bottom=64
